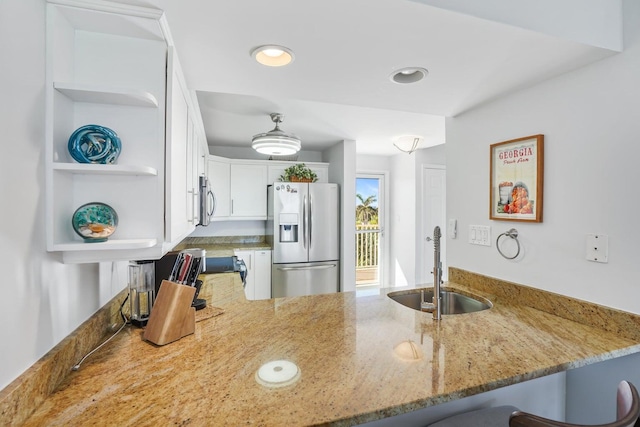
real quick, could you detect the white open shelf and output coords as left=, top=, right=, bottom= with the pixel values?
left=46, top=1, right=170, bottom=263
left=52, top=238, right=158, bottom=252
left=54, top=82, right=158, bottom=108
left=53, top=163, right=158, bottom=176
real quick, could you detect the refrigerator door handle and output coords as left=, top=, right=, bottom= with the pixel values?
left=276, top=264, right=337, bottom=271
left=309, top=192, right=312, bottom=248
left=303, top=194, right=307, bottom=249
left=207, top=190, right=215, bottom=218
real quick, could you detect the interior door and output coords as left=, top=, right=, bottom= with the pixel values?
left=422, top=166, right=446, bottom=283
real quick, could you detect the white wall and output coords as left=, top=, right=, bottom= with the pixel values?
left=0, top=0, right=125, bottom=390
left=356, top=154, right=391, bottom=171
left=415, top=145, right=447, bottom=284
left=389, top=153, right=417, bottom=287
left=446, top=0, right=640, bottom=313
left=325, top=140, right=357, bottom=292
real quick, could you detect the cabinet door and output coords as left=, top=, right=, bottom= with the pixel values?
left=230, top=164, right=267, bottom=218
left=165, top=48, right=194, bottom=244
left=254, top=250, right=272, bottom=300
left=208, top=158, right=230, bottom=218
left=186, top=113, right=197, bottom=225
left=234, top=250, right=254, bottom=300
left=267, top=163, right=287, bottom=184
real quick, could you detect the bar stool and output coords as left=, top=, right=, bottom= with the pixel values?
left=427, top=380, right=639, bottom=427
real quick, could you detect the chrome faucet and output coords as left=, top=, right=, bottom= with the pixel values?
left=421, top=226, right=443, bottom=320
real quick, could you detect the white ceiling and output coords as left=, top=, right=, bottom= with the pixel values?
left=137, top=0, right=616, bottom=156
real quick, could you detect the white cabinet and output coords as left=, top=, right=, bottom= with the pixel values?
left=230, top=163, right=268, bottom=218
left=253, top=250, right=272, bottom=300
left=234, top=250, right=254, bottom=299
left=235, top=249, right=272, bottom=300
left=208, top=156, right=230, bottom=218
left=165, top=48, right=196, bottom=244
left=205, top=158, right=330, bottom=222
left=45, top=1, right=169, bottom=263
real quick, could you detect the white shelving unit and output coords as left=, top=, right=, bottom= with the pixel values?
left=52, top=163, right=157, bottom=176
left=53, top=82, right=159, bottom=108
left=45, top=0, right=171, bottom=263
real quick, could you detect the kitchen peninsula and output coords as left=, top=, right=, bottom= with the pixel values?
left=7, top=268, right=640, bottom=426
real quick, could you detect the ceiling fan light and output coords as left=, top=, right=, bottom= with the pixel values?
left=393, top=135, right=423, bottom=154
left=252, top=113, right=301, bottom=155
left=252, top=135, right=301, bottom=156
left=251, top=45, right=295, bottom=67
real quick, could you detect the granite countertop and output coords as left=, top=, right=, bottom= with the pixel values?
left=172, top=236, right=272, bottom=257
left=18, top=268, right=640, bottom=426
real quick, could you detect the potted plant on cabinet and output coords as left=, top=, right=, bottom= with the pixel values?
left=279, top=163, right=318, bottom=182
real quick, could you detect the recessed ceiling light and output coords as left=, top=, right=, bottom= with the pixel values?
left=389, top=67, right=428, bottom=84
left=251, top=45, right=295, bottom=67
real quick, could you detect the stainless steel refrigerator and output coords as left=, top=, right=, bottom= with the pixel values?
left=267, top=182, right=340, bottom=297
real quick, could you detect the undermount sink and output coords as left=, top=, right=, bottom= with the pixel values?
left=387, top=288, right=492, bottom=314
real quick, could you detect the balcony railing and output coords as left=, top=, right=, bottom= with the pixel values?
left=356, top=224, right=379, bottom=285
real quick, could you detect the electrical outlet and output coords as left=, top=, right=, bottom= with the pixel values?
left=469, top=225, right=491, bottom=246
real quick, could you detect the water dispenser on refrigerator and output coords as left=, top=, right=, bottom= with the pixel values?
left=279, top=213, right=299, bottom=242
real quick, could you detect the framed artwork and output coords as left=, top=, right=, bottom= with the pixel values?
left=490, top=134, right=544, bottom=222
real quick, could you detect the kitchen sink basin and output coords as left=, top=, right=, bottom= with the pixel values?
left=387, top=288, right=492, bottom=314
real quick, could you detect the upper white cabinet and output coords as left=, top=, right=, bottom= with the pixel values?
left=165, top=48, right=197, bottom=244
left=206, top=158, right=330, bottom=221
left=45, top=0, right=205, bottom=263
left=230, top=163, right=268, bottom=218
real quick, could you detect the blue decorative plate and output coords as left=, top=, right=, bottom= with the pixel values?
left=72, top=202, right=118, bottom=243
left=68, top=125, right=121, bottom=164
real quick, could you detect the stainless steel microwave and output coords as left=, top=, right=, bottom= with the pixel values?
left=198, top=176, right=214, bottom=226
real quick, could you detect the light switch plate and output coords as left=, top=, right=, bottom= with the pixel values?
left=448, top=219, right=457, bottom=239
left=469, top=225, right=491, bottom=246
left=586, top=234, right=608, bottom=263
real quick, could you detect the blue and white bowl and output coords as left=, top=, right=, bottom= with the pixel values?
left=72, top=202, right=118, bottom=243
left=68, top=125, right=122, bottom=164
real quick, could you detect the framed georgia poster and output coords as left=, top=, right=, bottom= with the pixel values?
left=490, top=134, right=544, bottom=222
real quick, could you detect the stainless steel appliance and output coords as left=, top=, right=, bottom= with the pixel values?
left=267, top=182, right=340, bottom=297
left=198, top=175, right=214, bottom=226
left=128, top=260, right=155, bottom=327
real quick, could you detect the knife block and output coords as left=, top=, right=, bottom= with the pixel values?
left=143, top=280, right=196, bottom=346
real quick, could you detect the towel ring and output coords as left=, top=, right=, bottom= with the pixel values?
left=497, top=228, right=520, bottom=260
